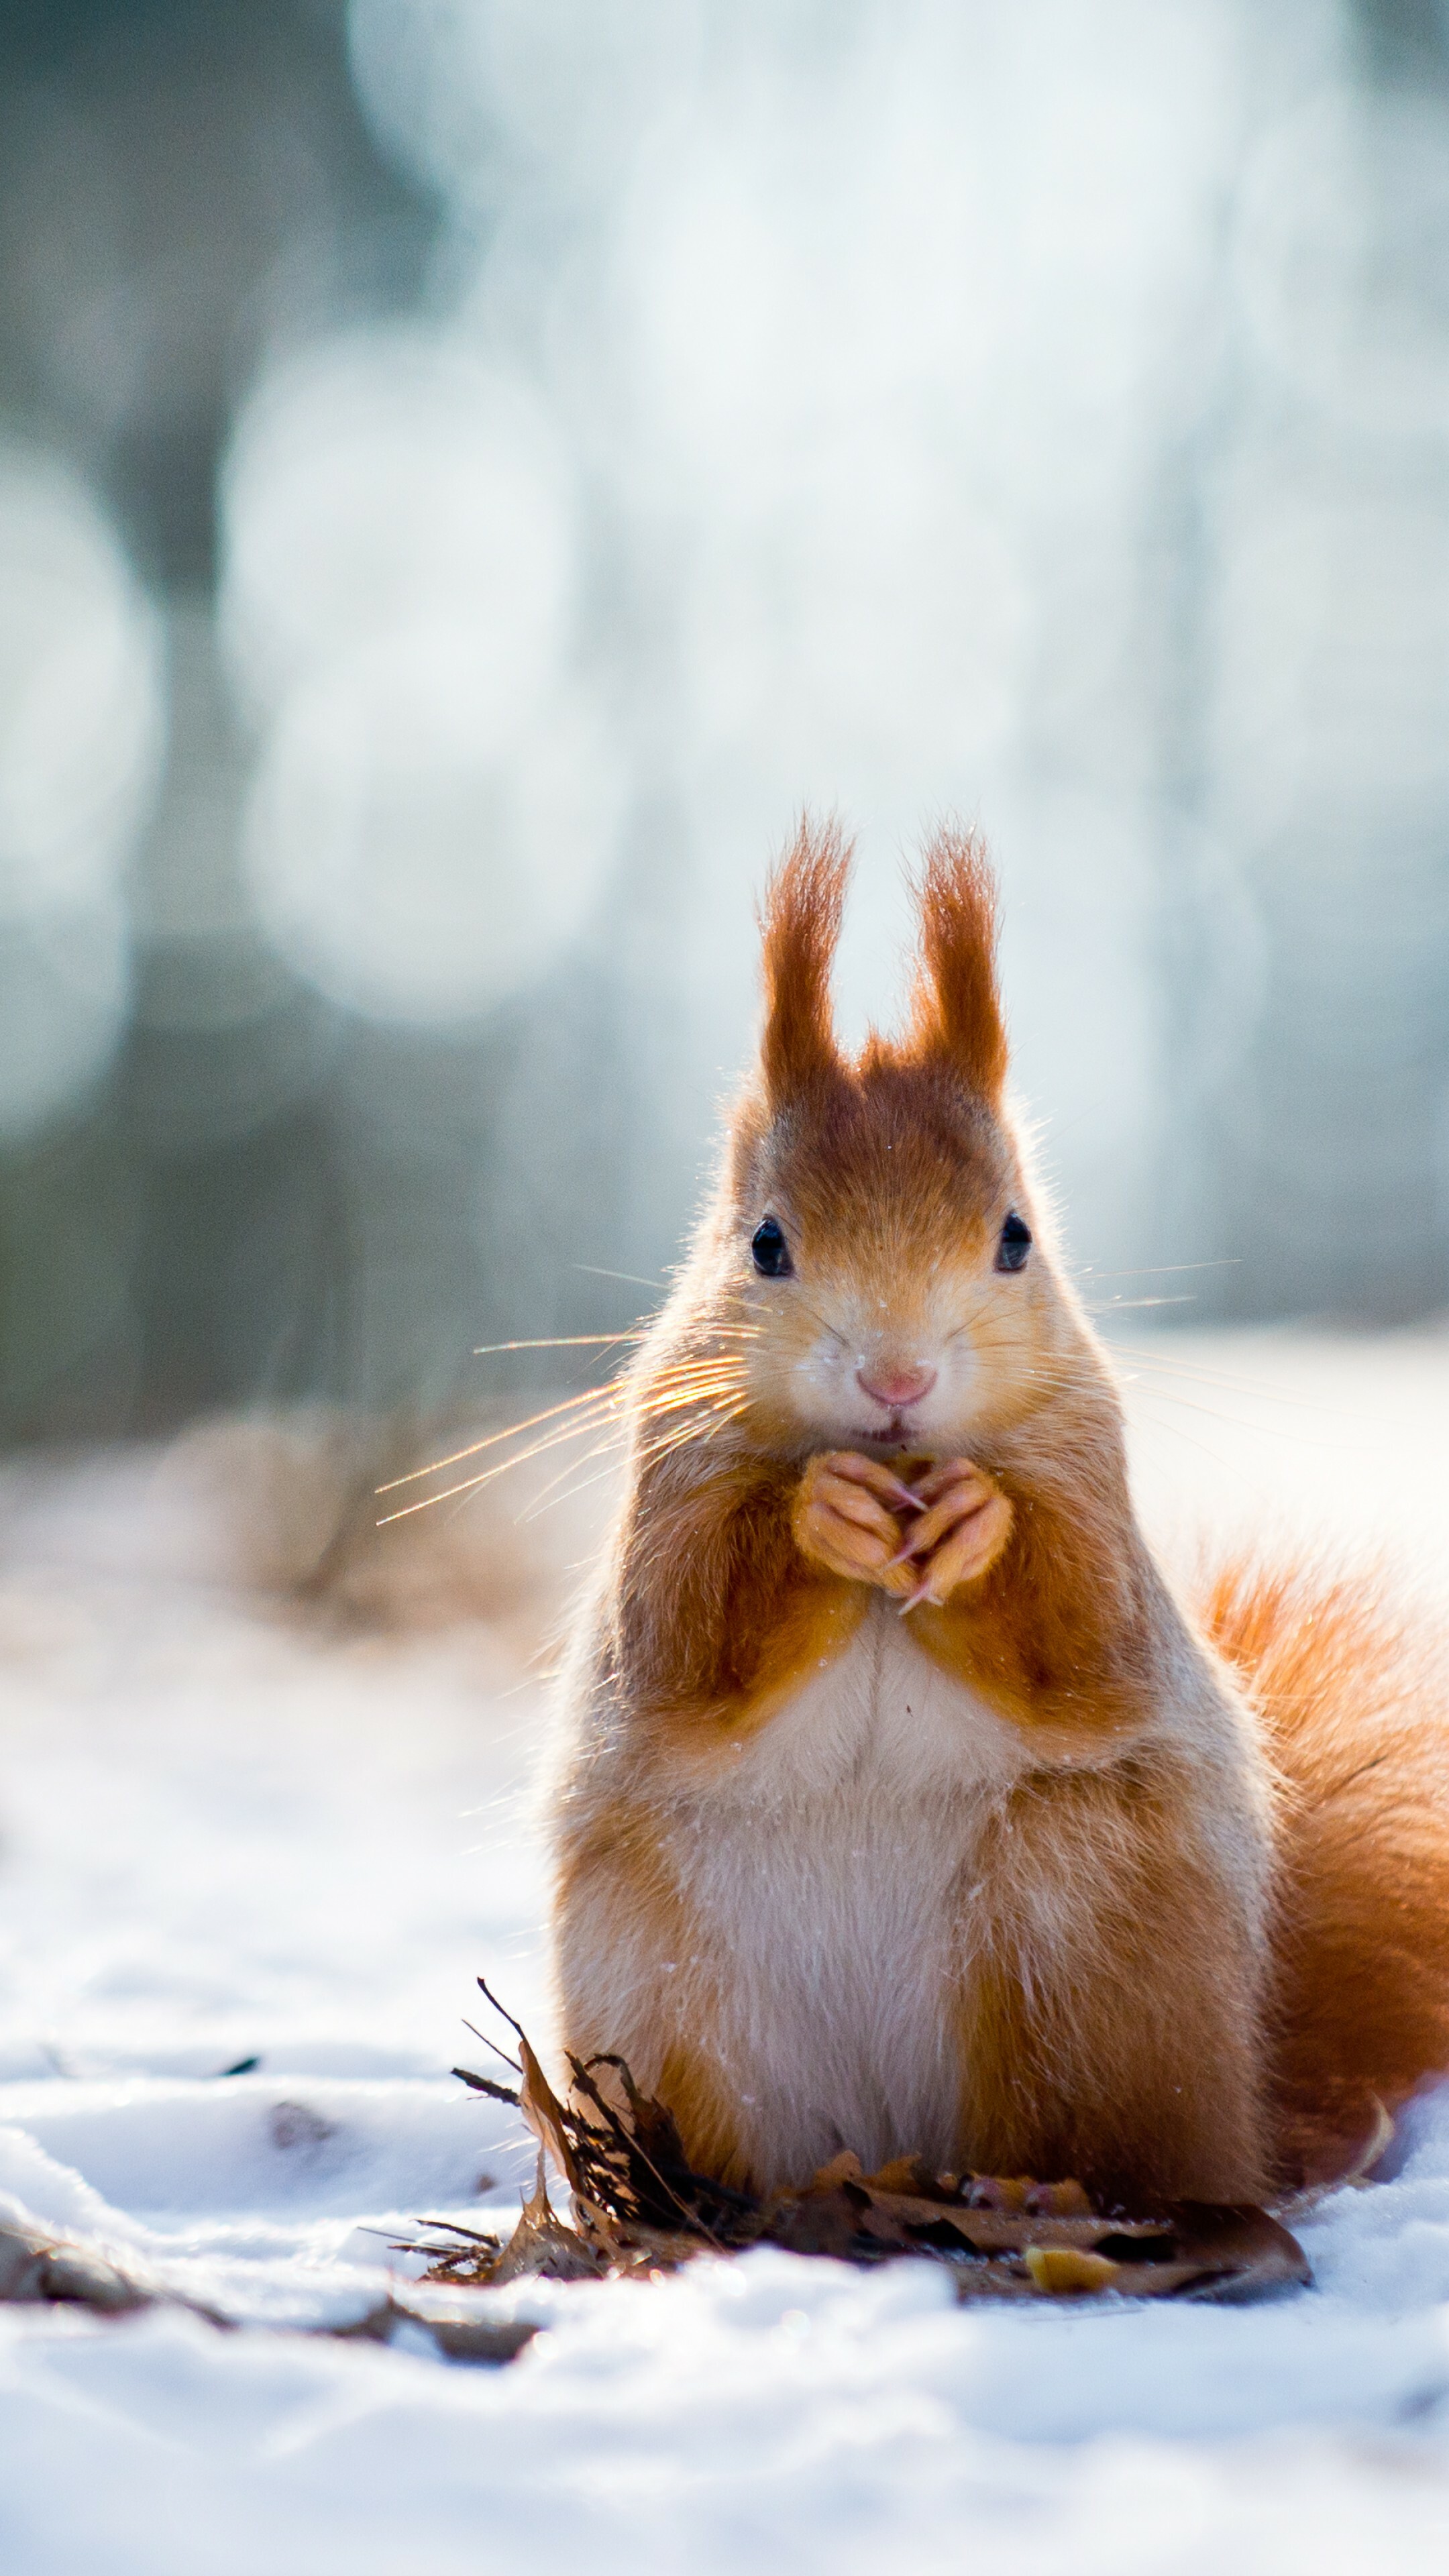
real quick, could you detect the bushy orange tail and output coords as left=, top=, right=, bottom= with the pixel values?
left=1199, top=1556, right=1449, bottom=2187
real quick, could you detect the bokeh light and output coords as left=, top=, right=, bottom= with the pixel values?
left=219, top=330, right=573, bottom=730
left=221, top=325, right=619, bottom=1022
left=242, top=621, right=621, bottom=1023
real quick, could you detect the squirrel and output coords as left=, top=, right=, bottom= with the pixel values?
left=548, top=819, right=1449, bottom=2209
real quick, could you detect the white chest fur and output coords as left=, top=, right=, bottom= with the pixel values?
left=659, top=1600, right=1033, bottom=2187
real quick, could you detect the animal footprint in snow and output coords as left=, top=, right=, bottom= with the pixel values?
left=268, top=2100, right=337, bottom=2157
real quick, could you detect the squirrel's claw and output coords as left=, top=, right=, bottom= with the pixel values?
left=894, top=1461, right=1014, bottom=1610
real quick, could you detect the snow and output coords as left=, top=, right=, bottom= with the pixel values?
left=5, top=1338, right=1449, bottom=2571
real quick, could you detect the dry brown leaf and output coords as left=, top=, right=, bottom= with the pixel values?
left=1025, top=2247, right=1122, bottom=2294
left=488, top=2156, right=606, bottom=2286
left=808, top=2150, right=865, bottom=2191
left=517, top=2043, right=586, bottom=2202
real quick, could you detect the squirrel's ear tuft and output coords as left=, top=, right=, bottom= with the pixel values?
left=908, top=826, right=1008, bottom=1102
left=757, top=814, right=850, bottom=1101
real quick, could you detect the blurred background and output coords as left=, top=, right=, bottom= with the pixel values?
left=2, top=0, right=1448, bottom=1447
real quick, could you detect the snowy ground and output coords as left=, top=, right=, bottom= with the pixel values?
left=5, top=1336, right=1449, bottom=2572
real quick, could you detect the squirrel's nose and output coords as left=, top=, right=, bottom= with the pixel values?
left=856, top=1362, right=936, bottom=1411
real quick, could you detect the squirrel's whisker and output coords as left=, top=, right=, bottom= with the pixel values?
left=471, top=1332, right=649, bottom=1356
left=376, top=1399, right=625, bottom=1521
left=376, top=1386, right=621, bottom=1495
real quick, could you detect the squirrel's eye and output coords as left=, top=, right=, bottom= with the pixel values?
left=995, top=1210, right=1032, bottom=1273
left=751, top=1216, right=793, bottom=1278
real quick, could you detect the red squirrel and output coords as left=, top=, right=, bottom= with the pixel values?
left=548, top=820, right=1449, bottom=2208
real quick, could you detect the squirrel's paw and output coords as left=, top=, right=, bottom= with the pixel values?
left=791, top=1452, right=920, bottom=1594
left=892, top=1460, right=1013, bottom=1611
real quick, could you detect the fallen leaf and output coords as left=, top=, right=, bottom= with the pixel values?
left=1026, top=2246, right=1122, bottom=2295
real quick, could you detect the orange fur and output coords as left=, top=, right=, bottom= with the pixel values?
left=907, top=825, right=1010, bottom=1102
left=553, top=1796, right=748, bottom=2181
left=608, top=1438, right=867, bottom=1742
left=758, top=816, right=851, bottom=1104
left=954, top=1751, right=1268, bottom=2202
left=1200, top=1556, right=1449, bottom=2184
left=549, top=819, right=1449, bottom=2207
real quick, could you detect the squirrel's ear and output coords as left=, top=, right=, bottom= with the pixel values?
left=757, top=815, right=850, bottom=1100
left=908, top=826, right=1009, bottom=1102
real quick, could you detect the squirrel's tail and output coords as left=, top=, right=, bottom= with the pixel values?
left=1199, top=1554, right=1449, bottom=2188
